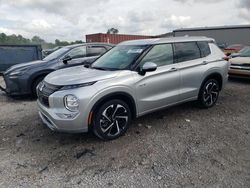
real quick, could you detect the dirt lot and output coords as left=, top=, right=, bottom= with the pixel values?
left=0, top=77, right=249, bottom=187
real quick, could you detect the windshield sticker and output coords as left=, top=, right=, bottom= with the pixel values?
left=127, top=49, right=144, bottom=54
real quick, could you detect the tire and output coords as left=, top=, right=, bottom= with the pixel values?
left=32, top=76, right=44, bottom=97
left=198, top=79, right=220, bottom=108
left=92, top=99, right=131, bottom=140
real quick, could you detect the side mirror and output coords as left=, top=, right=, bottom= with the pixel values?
left=62, top=55, right=72, bottom=64
left=84, top=64, right=90, bottom=68
left=140, top=62, right=157, bottom=75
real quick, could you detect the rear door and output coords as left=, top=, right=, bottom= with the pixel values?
left=175, top=41, right=211, bottom=101
left=134, top=43, right=180, bottom=115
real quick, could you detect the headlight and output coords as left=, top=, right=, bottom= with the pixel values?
left=64, top=94, right=79, bottom=112
left=60, top=81, right=96, bottom=90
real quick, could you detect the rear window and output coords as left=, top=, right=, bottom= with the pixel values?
left=197, top=41, right=211, bottom=57
left=174, top=42, right=201, bottom=63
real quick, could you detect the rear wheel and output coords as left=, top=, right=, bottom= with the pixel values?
left=198, top=79, right=220, bottom=108
left=92, top=99, right=131, bottom=140
left=32, top=76, right=45, bottom=97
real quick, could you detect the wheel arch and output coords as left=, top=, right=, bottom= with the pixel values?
left=29, top=70, right=53, bottom=91
left=90, top=92, right=137, bottom=123
left=201, top=72, right=223, bottom=91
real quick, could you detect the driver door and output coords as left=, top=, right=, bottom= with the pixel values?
left=134, top=43, right=180, bottom=115
left=59, top=46, right=87, bottom=68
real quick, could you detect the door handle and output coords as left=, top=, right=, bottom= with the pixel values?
left=202, top=61, right=208, bottom=65
left=169, top=67, right=178, bottom=72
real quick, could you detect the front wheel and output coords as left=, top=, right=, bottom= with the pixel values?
left=92, top=99, right=131, bottom=140
left=198, top=79, right=220, bottom=108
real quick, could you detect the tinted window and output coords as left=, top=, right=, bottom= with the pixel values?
left=197, top=41, right=211, bottom=57
left=43, top=47, right=70, bottom=61
left=88, top=46, right=107, bottom=56
left=174, top=42, right=201, bottom=63
left=68, top=46, right=86, bottom=59
left=140, top=44, right=173, bottom=67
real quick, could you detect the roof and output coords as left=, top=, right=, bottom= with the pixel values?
left=66, top=42, right=115, bottom=49
left=174, top=25, right=250, bottom=32
left=86, top=33, right=152, bottom=37
left=119, top=36, right=214, bottom=46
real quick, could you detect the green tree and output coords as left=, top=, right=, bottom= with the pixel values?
left=0, top=32, right=84, bottom=49
left=31, top=36, right=45, bottom=44
left=0, top=33, right=7, bottom=43
left=107, top=28, right=119, bottom=34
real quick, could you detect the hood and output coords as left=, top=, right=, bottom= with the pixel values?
left=5, top=60, right=47, bottom=74
left=229, top=57, right=250, bottom=65
left=230, top=53, right=240, bottom=58
left=45, top=66, right=121, bottom=86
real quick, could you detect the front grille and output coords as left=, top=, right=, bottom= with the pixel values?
left=231, top=63, right=250, bottom=67
left=37, top=82, right=62, bottom=108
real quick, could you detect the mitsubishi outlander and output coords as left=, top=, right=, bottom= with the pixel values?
left=37, top=37, right=228, bottom=140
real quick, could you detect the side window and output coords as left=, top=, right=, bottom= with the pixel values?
left=197, top=41, right=211, bottom=57
left=88, top=46, right=107, bottom=56
left=140, top=44, right=174, bottom=67
left=174, top=42, right=201, bottom=63
left=68, top=46, right=86, bottom=59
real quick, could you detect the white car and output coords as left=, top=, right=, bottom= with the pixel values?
left=229, top=48, right=250, bottom=78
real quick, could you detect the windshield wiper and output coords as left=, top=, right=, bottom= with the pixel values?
left=91, top=66, right=121, bottom=71
left=91, top=67, right=109, bottom=71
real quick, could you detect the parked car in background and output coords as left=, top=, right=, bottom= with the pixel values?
left=0, top=44, right=42, bottom=72
left=229, top=48, right=250, bottom=78
left=37, top=37, right=228, bottom=140
left=230, top=46, right=250, bottom=58
left=217, top=43, right=227, bottom=51
left=224, top=44, right=245, bottom=56
left=42, top=46, right=62, bottom=58
left=0, top=43, right=114, bottom=96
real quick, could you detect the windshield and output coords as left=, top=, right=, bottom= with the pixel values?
left=91, top=45, right=148, bottom=70
left=239, top=47, right=250, bottom=57
left=43, top=47, right=70, bottom=61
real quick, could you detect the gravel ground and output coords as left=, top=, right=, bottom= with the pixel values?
left=0, top=77, right=250, bottom=187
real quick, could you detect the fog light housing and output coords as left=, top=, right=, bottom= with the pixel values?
left=56, top=113, right=78, bottom=119
left=64, top=94, right=79, bottom=112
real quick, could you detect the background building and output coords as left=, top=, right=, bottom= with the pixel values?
left=171, top=25, right=250, bottom=46
left=86, top=33, right=153, bottom=44
left=86, top=25, right=250, bottom=46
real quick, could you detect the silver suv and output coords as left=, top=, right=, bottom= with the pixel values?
left=37, top=37, right=228, bottom=140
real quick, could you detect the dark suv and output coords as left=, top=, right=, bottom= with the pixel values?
left=1, top=43, right=114, bottom=96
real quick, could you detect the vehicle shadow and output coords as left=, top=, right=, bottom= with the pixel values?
left=228, top=77, right=250, bottom=84
left=0, top=91, right=36, bottom=102
left=35, top=100, right=200, bottom=145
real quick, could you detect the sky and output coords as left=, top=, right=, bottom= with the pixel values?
left=0, top=0, right=249, bottom=42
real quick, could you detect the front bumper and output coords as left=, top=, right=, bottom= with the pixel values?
left=0, top=73, right=30, bottom=95
left=229, top=65, right=250, bottom=78
left=37, top=99, right=89, bottom=133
